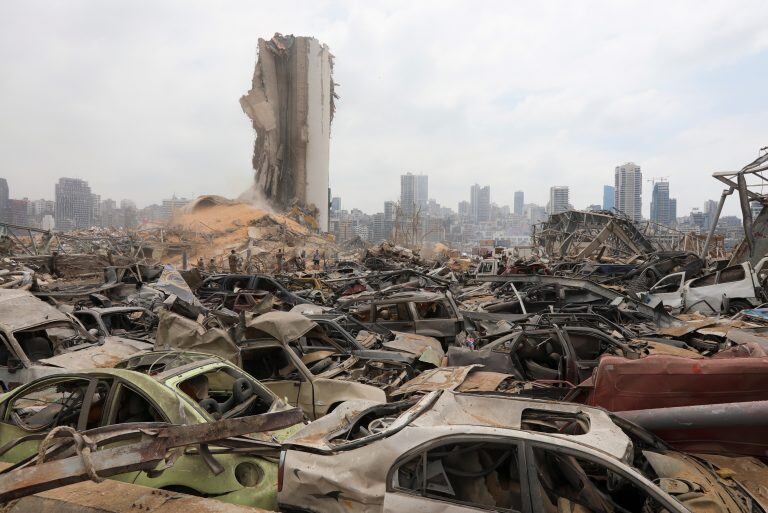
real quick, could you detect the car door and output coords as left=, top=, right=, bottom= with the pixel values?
left=73, top=311, right=106, bottom=336
left=384, top=436, right=530, bottom=513
left=525, top=442, right=686, bottom=513
left=373, top=302, right=414, bottom=332
left=0, top=376, right=105, bottom=463
left=413, top=300, right=456, bottom=341
left=644, top=272, right=685, bottom=309
left=259, top=346, right=313, bottom=417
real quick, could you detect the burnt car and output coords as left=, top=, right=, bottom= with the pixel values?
left=299, top=310, right=445, bottom=366
left=238, top=312, right=413, bottom=419
left=197, top=274, right=309, bottom=310
left=0, top=290, right=151, bottom=390
left=447, top=324, right=693, bottom=385
left=337, top=292, right=464, bottom=347
left=390, top=364, right=573, bottom=401
left=71, top=306, right=157, bottom=342
left=278, top=390, right=768, bottom=513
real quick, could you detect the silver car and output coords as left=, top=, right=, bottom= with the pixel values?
left=278, top=391, right=768, bottom=513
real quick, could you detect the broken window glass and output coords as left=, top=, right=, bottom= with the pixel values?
left=530, top=446, right=665, bottom=513
left=393, top=440, right=523, bottom=512
left=10, top=378, right=91, bottom=431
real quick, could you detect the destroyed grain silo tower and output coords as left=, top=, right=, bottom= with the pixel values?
left=240, top=33, right=336, bottom=232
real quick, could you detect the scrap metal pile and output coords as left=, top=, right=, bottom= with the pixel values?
left=1, top=162, right=768, bottom=511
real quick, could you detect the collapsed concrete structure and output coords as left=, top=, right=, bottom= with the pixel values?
left=240, top=33, right=336, bottom=232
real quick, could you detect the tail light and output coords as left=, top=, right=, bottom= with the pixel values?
left=277, top=450, right=286, bottom=492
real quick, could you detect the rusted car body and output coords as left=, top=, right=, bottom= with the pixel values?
left=585, top=354, right=768, bottom=412
left=446, top=325, right=678, bottom=384
left=238, top=312, right=410, bottom=419
left=337, top=291, right=464, bottom=347
left=71, top=306, right=157, bottom=342
left=391, top=365, right=572, bottom=401
left=278, top=390, right=768, bottom=513
left=0, top=290, right=151, bottom=390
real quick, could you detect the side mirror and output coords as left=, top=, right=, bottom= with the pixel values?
left=7, top=358, right=22, bottom=374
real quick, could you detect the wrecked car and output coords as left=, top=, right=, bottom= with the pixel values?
left=338, top=291, right=464, bottom=347
left=278, top=390, right=768, bottom=513
left=642, top=257, right=768, bottom=314
left=71, top=305, right=157, bottom=342
left=0, top=290, right=151, bottom=390
left=391, top=364, right=572, bottom=401
left=298, top=310, right=445, bottom=366
left=447, top=324, right=652, bottom=384
left=0, top=352, right=303, bottom=509
left=238, top=311, right=412, bottom=419
left=197, top=273, right=308, bottom=310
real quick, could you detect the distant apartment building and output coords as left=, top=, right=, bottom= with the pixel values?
left=670, top=198, right=677, bottom=223
left=703, top=199, right=719, bottom=228
left=55, top=178, right=95, bottom=230
left=650, top=181, right=674, bottom=226
left=525, top=204, right=548, bottom=224
left=458, top=200, right=470, bottom=219
left=470, top=184, right=491, bottom=222
left=513, top=191, right=524, bottom=216
left=400, top=173, right=428, bottom=217
left=614, top=163, right=642, bottom=222
left=7, top=199, right=29, bottom=226
left=602, top=185, right=615, bottom=211
left=160, top=196, right=190, bottom=220
left=548, top=186, right=569, bottom=215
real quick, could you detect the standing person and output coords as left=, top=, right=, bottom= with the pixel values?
left=209, top=258, right=217, bottom=273
left=276, top=248, right=284, bottom=273
left=228, top=249, right=239, bottom=273
left=197, top=257, right=205, bottom=271
left=312, top=249, right=320, bottom=270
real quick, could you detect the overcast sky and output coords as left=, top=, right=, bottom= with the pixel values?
left=1, top=1, right=767, bottom=217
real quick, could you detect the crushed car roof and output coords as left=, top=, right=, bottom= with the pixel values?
left=245, top=311, right=317, bottom=344
left=286, top=390, right=631, bottom=461
left=0, top=289, right=70, bottom=332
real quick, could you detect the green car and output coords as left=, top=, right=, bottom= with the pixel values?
left=0, top=351, right=304, bottom=510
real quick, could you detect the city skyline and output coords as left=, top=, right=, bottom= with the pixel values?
left=1, top=2, right=766, bottom=219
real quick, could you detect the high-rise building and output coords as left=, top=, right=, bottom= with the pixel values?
left=160, top=196, right=190, bottom=220
left=650, top=181, right=673, bottom=226
left=330, top=197, right=341, bottom=215
left=602, top=185, right=615, bottom=211
left=470, top=184, right=491, bottom=222
left=614, top=162, right=642, bottom=222
left=670, top=198, right=677, bottom=223
left=55, top=178, right=95, bottom=230
left=8, top=199, right=29, bottom=226
left=513, top=191, right=524, bottom=216
left=0, top=178, right=8, bottom=222
left=548, top=186, right=569, bottom=215
left=703, top=199, right=719, bottom=228
left=400, top=173, right=428, bottom=217
left=458, top=201, right=470, bottom=219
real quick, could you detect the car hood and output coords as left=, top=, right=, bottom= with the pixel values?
left=39, top=337, right=152, bottom=369
left=384, top=331, right=445, bottom=366
left=645, top=451, right=767, bottom=513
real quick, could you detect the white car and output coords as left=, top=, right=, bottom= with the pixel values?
left=642, top=257, right=768, bottom=314
left=278, top=391, right=767, bottom=513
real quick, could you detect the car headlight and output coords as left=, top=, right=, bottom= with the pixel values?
left=235, top=462, right=264, bottom=487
